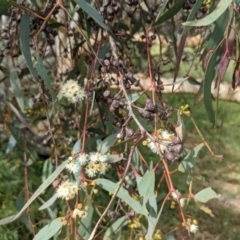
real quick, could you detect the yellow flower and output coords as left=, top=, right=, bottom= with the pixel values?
left=180, top=104, right=191, bottom=116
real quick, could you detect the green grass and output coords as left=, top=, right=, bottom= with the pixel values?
left=155, top=94, right=240, bottom=239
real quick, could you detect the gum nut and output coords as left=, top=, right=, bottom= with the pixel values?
left=166, top=152, right=175, bottom=161
left=173, top=144, right=183, bottom=154
left=173, top=136, right=181, bottom=144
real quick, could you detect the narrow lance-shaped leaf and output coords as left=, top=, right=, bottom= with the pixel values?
left=78, top=198, right=94, bottom=238
left=172, top=0, right=203, bottom=90
left=103, top=216, right=128, bottom=240
left=215, top=31, right=235, bottom=88
left=183, top=0, right=233, bottom=27
left=33, top=218, right=63, bottom=240
left=5, top=101, right=33, bottom=133
left=36, top=54, right=56, bottom=101
left=10, top=70, right=25, bottom=112
left=153, top=0, right=186, bottom=26
left=13, top=161, right=68, bottom=221
left=74, top=0, right=111, bottom=32
left=20, top=14, right=37, bottom=81
left=203, top=47, right=222, bottom=123
left=138, top=170, right=155, bottom=207
left=96, top=178, right=148, bottom=216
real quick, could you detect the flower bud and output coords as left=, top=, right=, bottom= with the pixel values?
left=166, top=152, right=175, bottom=161
left=172, top=144, right=183, bottom=154
left=125, top=127, right=134, bottom=138
left=103, top=90, right=111, bottom=98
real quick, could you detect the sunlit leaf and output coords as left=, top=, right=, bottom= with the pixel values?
left=0, top=215, right=17, bottom=226
left=195, top=187, right=220, bottom=203
left=33, top=218, right=63, bottom=240
left=198, top=204, right=215, bottom=217
left=96, top=178, right=148, bottom=216
left=38, top=195, right=58, bottom=211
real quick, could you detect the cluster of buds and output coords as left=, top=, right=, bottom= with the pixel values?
left=117, top=125, right=135, bottom=140
left=158, top=106, right=174, bottom=120
left=165, top=136, right=183, bottom=162
left=138, top=98, right=156, bottom=121
left=100, top=0, right=120, bottom=23
left=182, top=0, right=210, bottom=21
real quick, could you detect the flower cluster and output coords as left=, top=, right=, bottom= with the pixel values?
left=72, top=209, right=88, bottom=219
left=171, top=189, right=185, bottom=208
left=60, top=79, right=86, bottom=103
left=65, top=152, right=110, bottom=178
left=85, top=152, right=110, bottom=178
left=186, top=219, right=199, bottom=234
left=56, top=179, right=78, bottom=200
left=146, top=129, right=175, bottom=155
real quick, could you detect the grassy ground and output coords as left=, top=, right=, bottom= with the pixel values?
left=163, top=93, right=240, bottom=239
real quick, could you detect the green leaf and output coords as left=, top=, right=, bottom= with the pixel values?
left=10, top=70, right=25, bottom=112
left=38, top=197, right=56, bottom=219
left=153, top=0, right=185, bottom=26
left=33, top=218, right=63, bottom=240
left=73, top=139, right=81, bottom=153
left=5, top=101, right=33, bottom=133
left=182, top=0, right=232, bottom=27
left=88, top=43, right=110, bottom=77
left=0, top=215, right=18, bottom=226
left=103, top=216, right=128, bottom=240
left=178, top=143, right=204, bottom=172
left=20, top=14, right=37, bottom=81
left=107, top=154, right=124, bottom=163
left=206, top=10, right=229, bottom=50
left=78, top=198, right=94, bottom=239
left=96, top=178, right=148, bottom=216
left=146, top=194, right=157, bottom=240
left=132, top=147, right=140, bottom=169
left=172, top=0, right=204, bottom=88
left=36, top=54, right=56, bottom=101
left=203, top=47, right=222, bottom=123
left=38, top=195, right=58, bottom=211
left=6, top=134, right=17, bottom=154
left=175, top=111, right=185, bottom=142
left=74, top=0, right=111, bottom=32
left=0, top=0, right=11, bottom=15
left=42, top=159, right=53, bottom=183
left=126, top=93, right=140, bottom=103
left=100, top=133, right=117, bottom=154
left=154, top=0, right=168, bottom=23
left=13, top=161, right=68, bottom=221
left=195, top=187, right=220, bottom=203
left=138, top=170, right=155, bottom=207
